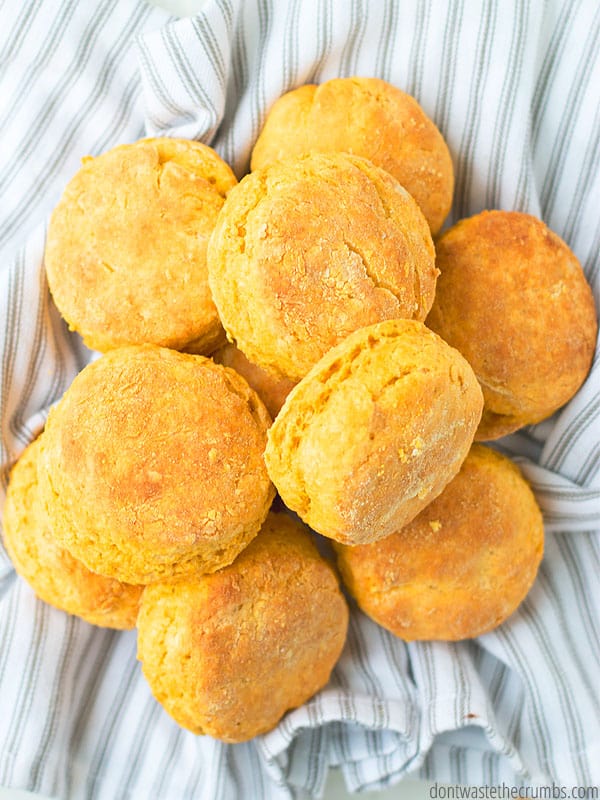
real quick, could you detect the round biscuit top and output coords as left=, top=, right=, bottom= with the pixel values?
left=333, top=444, right=544, bottom=641
left=250, top=76, right=454, bottom=234
left=265, top=319, right=484, bottom=545
left=207, top=151, right=437, bottom=381
left=3, top=437, right=142, bottom=629
left=44, top=137, right=237, bottom=354
left=39, top=345, right=275, bottom=584
left=426, top=210, right=598, bottom=440
left=137, top=511, right=349, bottom=742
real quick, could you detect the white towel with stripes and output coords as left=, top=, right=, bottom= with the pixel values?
left=1, top=1, right=599, bottom=798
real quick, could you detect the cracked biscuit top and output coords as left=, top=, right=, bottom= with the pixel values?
left=207, top=152, right=437, bottom=382
left=44, top=137, right=237, bottom=354
left=38, top=345, right=275, bottom=585
left=250, top=76, right=454, bottom=235
left=265, top=319, right=483, bottom=545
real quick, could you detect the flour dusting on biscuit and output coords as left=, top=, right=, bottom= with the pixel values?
left=38, top=345, right=275, bottom=584
left=265, top=319, right=484, bottom=545
left=208, top=152, right=437, bottom=382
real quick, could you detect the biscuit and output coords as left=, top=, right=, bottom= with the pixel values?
left=3, top=437, right=142, bottom=629
left=212, top=342, right=296, bottom=419
left=38, top=345, right=275, bottom=584
left=250, top=77, right=454, bottom=234
left=136, top=511, right=348, bottom=742
left=44, top=137, right=237, bottom=354
left=265, top=319, right=483, bottom=545
left=333, top=445, right=544, bottom=641
left=426, top=210, right=598, bottom=440
left=207, top=152, right=437, bottom=381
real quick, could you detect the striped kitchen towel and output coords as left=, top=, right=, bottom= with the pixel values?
left=1, top=1, right=599, bottom=798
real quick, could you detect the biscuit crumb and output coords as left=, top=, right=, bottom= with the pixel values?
left=411, top=436, right=424, bottom=456
left=429, top=520, right=442, bottom=532
left=397, top=448, right=408, bottom=463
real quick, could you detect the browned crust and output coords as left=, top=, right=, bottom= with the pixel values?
left=251, top=76, right=454, bottom=234
left=137, top=511, right=348, bottom=741
left=39, top=345, right=275, bottom=584
left=3, top=437, right=142, bottom=629
left=265, top=319, right=483, bottom=544
left=333, top=444, right=544, bottom=641
left=45, top=137, right=237, bottom=353
left=208, top=151, right=437, bottom=381
left=426, top=210, right=598, bottom=439
left=212, top=342, right=297, bottom=419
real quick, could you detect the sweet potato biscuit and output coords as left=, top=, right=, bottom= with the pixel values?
left=212, top=342, right=296, bottom=419
left=38, top=345, right=275, bottom=584
left=250, top=77, right=454, bottom=234
left=333, top=445, right=544, bottom=641
left=137, top=511, right=349, bottom=742
left=426, top=210, right=598, bottom=440
left=3, top=437, right=142, bottom=629
left=45, top=137, right=237, bottom=353
left=207, top=152, right=437, bottom=381
left=265, top=319, right=484, bottom=545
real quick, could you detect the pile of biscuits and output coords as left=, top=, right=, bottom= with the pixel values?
left=3, top=77, right=597, bottom=743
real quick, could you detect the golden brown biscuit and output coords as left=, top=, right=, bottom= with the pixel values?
left=45, top=137, right=237, bottom=354
left=265, top=319, right=483, bottom=545
left=137, top=511, right=348, bottom=742
left=38, top=345, right=275, bottom=584
left=212, top=342, right=296, bottom=419
left=426, top=210, right=598, bottom=440
left=207, top=152, right=437, bottom=381
left=3, top=437, right=142, bottom=629
left=333, top=445, right=544, bottom=641
left=250, top=77, right=454, bottom=234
